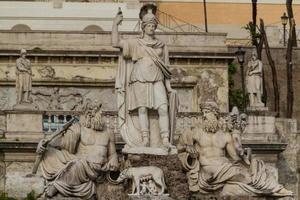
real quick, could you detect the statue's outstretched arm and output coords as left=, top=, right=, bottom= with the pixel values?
left=225, top=134, right=241, bottom=161
left=112, top=10, right=124, bottom=49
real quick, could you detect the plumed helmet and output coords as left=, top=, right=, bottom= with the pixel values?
left=139, top=4, right=158, bottom=27
left=20, top=48, right=27, bottom=55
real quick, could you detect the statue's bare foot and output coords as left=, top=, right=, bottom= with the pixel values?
left=162, top=138, right=175, bottom=149
left=255, top=102, right=265, bottom=107
left=45, top=184, right=58, bottom=197
left=277, top=188, right=293, bottom=196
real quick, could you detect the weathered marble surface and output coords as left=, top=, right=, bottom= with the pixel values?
left=5, top=162, right=44, bottom=198
left=6, top=111, right=43, bottom=141
left=243, top=114, right=276, bottom=141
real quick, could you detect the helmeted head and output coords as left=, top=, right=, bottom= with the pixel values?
left=20, top=48, right=27, bottom=58
left=139, top=4, right=158, bottom=36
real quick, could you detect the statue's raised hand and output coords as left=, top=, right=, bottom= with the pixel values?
left=36, top=139, right=48, bottom=154
left=186, top=145, right=198, bottom=158
left=114, top=11, right=123, bottom=26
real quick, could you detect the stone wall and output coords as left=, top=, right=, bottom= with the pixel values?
left=0, top=31, right=231, bottom=114
left=228, top=46, right=300, bottom=125
left=276, top=118, right=299, bottom=200
left=229, top=46, right=300, bottom=198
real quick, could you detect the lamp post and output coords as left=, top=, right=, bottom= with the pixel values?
left=281, top=12, right=288, bottom=46
left=235, top=46, right=246, bottom=109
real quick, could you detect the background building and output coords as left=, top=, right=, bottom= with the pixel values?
left=157, top=0, right=300, bottom=46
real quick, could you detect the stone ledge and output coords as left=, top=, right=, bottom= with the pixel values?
left=128, top=194, right=173, bottom=200
left=242, top=142, right=287, bottom=154
left=190, top=195, right=294, bottom=200
left=0, top=140, right=126, bottom=153
left=122, top=146, right=177, bottom=155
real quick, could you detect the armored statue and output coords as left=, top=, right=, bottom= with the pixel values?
left=15, top=49, right=32, bottom=104
left=112, top=4, right=178, bottom=151
left=35, top=102, right=119, bottom=199
left=246, top=50, right=264, bottom=107
left=177, top=101, right=292, bottom=197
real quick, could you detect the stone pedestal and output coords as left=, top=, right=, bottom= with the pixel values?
left=246, top=106, right=269, bottom=112
left=13, top=103, right=38, bottom=110
left=122, top=147, right=177, bottom=155
left=125, top=154, right=189, bottom=200
left=128, top=194, right=173, bottom=200
left=243, top=110, right=278, bottom=142
left=6, top=111, right=43, bottom=141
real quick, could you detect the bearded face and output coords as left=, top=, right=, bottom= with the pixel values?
left=202, top=108, right=219, bottom=133
left=82, top=108, right=104, bottom=131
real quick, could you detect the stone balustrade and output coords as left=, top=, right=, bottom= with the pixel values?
left=42, top=111, right=201, bottom=143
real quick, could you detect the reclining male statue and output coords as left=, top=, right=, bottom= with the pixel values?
left=177, top=101, right=293, bottom=197
left=36, top=102, right=119, bottom=199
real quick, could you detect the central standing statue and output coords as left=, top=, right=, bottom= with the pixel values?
left=112, top=4, right=178, bottom=151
